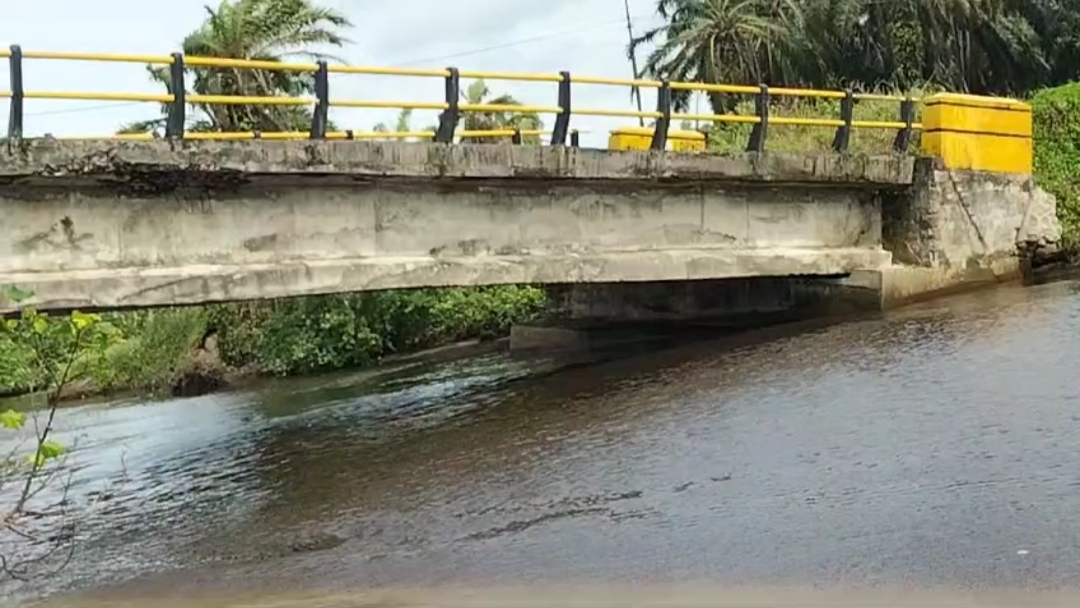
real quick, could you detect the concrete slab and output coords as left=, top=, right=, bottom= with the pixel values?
left=0, top=139, right=915, bottom=185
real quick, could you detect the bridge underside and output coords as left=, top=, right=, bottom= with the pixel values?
left=0, top=168, right=894, bottom=312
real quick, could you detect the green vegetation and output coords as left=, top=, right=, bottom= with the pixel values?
left=1032, top=84, right=1080, bottom=240
left=0, top=287, right=546, bottom=397
left=210, top=287, right=546, bottom=376
left=1, top=286, right=119, bottom=579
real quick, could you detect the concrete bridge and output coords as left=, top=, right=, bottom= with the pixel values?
left=0, top=91, right=1062, bottom=320
left=0, top=139, right=1058, bottom=316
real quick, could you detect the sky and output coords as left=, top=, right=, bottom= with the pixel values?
left=0, top=0, right=676, bottom=147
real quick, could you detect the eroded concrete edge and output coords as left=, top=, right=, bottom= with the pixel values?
left=0, top=139, right=916, bottom=185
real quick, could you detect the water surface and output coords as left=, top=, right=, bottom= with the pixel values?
left=9, top=280, right=1080, bottom=606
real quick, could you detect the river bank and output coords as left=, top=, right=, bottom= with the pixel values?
left=0, top=285, right=547, bottom=404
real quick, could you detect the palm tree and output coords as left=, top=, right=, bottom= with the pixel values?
left=119, top=0, right=351, bottom=135
left=630, top=0, right=1066, bottom=99
left=459, top=79, right=543, bottom=144
left=630, top=0, right=802, bottom=113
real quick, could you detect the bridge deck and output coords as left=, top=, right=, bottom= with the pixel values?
left=0, top=141, right=908, bottom=311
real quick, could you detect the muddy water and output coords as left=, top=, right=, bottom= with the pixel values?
left=9, top=280, right=1080, bottom=606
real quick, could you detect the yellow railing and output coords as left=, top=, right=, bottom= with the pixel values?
left=0, top=46, right=923, bottom=153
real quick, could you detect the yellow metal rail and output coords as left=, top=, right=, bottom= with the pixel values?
left=0, top=44, right=925, bottom=153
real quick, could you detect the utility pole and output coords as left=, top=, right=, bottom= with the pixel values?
left=623, top=0, right=645, bottom=127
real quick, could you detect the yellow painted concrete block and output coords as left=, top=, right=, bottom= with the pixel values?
left=921, top=93, right=1032, bottom=174
left=609, top=127, right=706, bottom=152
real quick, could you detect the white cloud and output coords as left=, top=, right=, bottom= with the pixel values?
left=0, top=0, right=669, bottom=146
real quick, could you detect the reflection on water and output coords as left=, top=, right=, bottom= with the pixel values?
left=9, top=280, right=1080, bottom=606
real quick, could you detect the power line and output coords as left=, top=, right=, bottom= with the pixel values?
left=394, top=14, right=652, bottom=67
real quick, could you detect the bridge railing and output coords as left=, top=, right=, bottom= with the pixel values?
left=0, top=45, right=921, bottom=153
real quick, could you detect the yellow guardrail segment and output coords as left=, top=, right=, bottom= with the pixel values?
left=851, top=120, right=908, bottom=130
left=326, top=65, right=448, bottom=78
left=853, top=92, right=907, bottom=102
left=187, top=94, right=310, bottom=106
left=0, top=45, right=929, bottom=149
left=769, top=87, right=847, bottom=99
left=331, top=131, right=438, bottom=140
left=575, top=108, right=662, bottom=119
left=331, top=100, right=449, bottom=110
left=183, top=132, right=262, bottom=140
left=184, top=56, right=318, bottom=72
left=58, top=129, right=573, bottom=142
left=21, top=50, right=175, bottom=65
left=457, top=70, right=562, bottom=83
left=459, top=103, right=561, bottom=114
left=23, top=91, right=174, bottom=103
left=771, top=117, right=846, bottom=128
left=572, top=76, right=662, bottom=88
left=671, top=113, right=761, bottom=125
left=670, top=82, right=760, bottom=95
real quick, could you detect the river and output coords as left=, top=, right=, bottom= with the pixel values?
left=5, top=279, right=1080, bottom=606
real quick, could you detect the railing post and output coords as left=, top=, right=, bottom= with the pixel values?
left=893, top=97, right=916, bottom=154
left=310, top=60, right=329, bottom=139
left=570, top=129, right=580, bottom=147
left=650, top=78, right=671, bottom=151
left=831, top=89, right=854, bottom=153
left=550, top=71, right=571, bottom=146
left=435, top=67, right=460, bottom=144
left=165, top=52, right=186, bottom=139
left=345, top=129, right=355, bottom=140
left=7, top=45, right=24, bottom=142
left=747, top=84, right=770, bottom=153
left=511, top=128, right=522, bottom=145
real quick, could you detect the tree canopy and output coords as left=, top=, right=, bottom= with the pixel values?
left=631, top=0, right=1080, bottom=110
left=121, top=0, right=351, bottom=134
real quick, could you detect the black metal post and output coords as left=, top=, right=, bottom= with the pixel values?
left=165, top=52, right=186, bottom=139
left=550, top=71, right=571, bottom=146
left=310, top=60, right=329, bottom=139
left=7, top=45, right=24, bottom=142
left=649, top=79, right=671, bottom=151
left=893, top=97, right=916, bottom=153
left=831, top=89, right=854, bottom=153
left=345, top=130, right=355, bottom=140
left=435, top=67, right=460, bottom=144
left=570, top=130, right=580, bottom=147
left=747, top=84, right=770, bottom=153
left=511, top=129, right=522, bottom=145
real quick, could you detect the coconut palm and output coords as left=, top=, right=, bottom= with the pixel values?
left=631, top=0, right=1070, bottom=99
left=119, top=0, right=351, bottom=135
left=630, top=0, right=802, bottom=113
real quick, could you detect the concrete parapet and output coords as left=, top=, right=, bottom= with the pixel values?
left=921, top=93, right=1032, bottom=175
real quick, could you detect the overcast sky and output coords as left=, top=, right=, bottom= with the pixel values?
left=0, top=0, right=673, bottom=146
